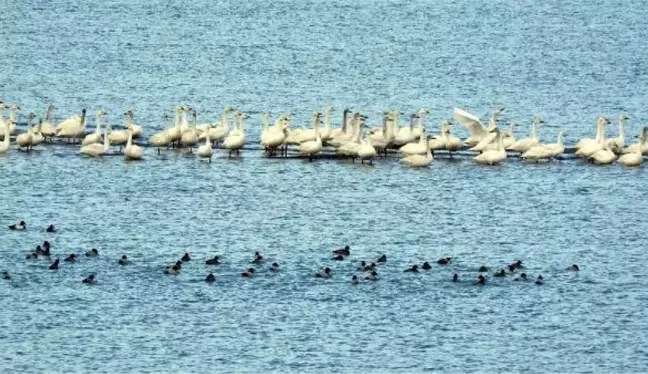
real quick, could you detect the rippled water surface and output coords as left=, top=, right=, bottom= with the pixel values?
left=2, top=0, right=648, bottom=372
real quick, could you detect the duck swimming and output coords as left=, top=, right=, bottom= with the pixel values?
left=118, top=255, right=130, bottom=265
left=351, top=275, right=359, bottom=284
left=437, top=257, right=451, bottom=265
left=357, top=261, right=367, bottom=271
left=46, top=224, right=57, bottom=233
left=26, top=253, right=38, bottom=260
left=332, top=246, right=350, bottom=256
left=494, top=269, right=507, bottom=277
left=181, top=253, right=191, bottom=262
left=269, top=262, right=280, bottom=272
left=164, top=265, right=180, bottom=275
left=49, top=259, right=59, bottom=270
left=85, top=248, right=99, bottom=257
left=452, top=273, right=459, bottom=282
left=514, top=273, right=528, bottom=281
left=242, top=268, right=255, bottom=277
left=377, top=254, right=387, bottom=263
left=8, top=221, right=26, bottom=230
left=421, top=262, right=432, bottom=270
left=567, top=264, right=580, bottom=271
left=478, top=265, right=488, bottom=272
left=205, top=273, right=216, bottom=283
left=535, top=275, right=544, bottom=285
left=363, top=263, right=376, bottom=272
left=332, top=254, right=345, bottom=261
left=476, top=275, right=486, bottom=285
left=205, top=256, right=220, bottom=265
left=366, top=271, right=378, bottom=281
left=82, top=274, right=97, bottom=284
left=316, top=267, right=332, bottom=278
left=252, top=252, right=264, bottom=263
left=511, top=260, right=524, bottom=269
left=405, top=265, right=419, bottom=273
left=2, top=271, right=10, bottom=280
left=64, top=254, right=77, bottom=262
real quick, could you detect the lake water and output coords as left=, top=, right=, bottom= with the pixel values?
left=1, top=0, right=648, bottom=372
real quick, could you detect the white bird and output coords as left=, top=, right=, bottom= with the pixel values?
left=202, top=106, right=234, bottom=145
left=507, top=118, right=544, bottom=153
left=16, top=113, right=35, bottom=151
left=222, top=112, right=246, bottom=157
left=357, top=128, right=377, bottom=164
left=622, top=127, right=648, bottom=155
left=197, top=128, right=213, bottom=162
left=82, top=110, right=106, bottom=146
left=7, top=104, right=20, bottom=135
left=522, top=131, right=566, bottom=162
left=31, top=119, right=45, bottom=146
left=80, top=126, right=111, bottom=157
left=167, top=106, right=183, bottom=147
left=393, top=113, right=419, bottom=146
left=149, top=114, right=170, bottom=154
left=179, top=105, right=191, bottom=134
left=328, top=110, right=356, bottom=148
left=337, top=116, right=365, bottom=158
left=606, top=114, right=628, bottom=154
left=108, top=113, right=130, bottom=152
left=40, top=104, right=57, bottom=139
left=576, top=117, right=610, bottom=158
left=0, top=101, right=7, bottom=136
left=260, top=112, right=287, bottom=156
left=617, top=128, right=646, bottom=167
left=124, top=130, right=143, bottom=160
left=576, top=116, right=610, bottom=150
left=399, top=128, right=427, bottom=156
left=330, top=108, right=353, bottom=141
left=444, top=123, right=464, bottom=155
left=400, top=146, right=433, bottom=168
left=428, top=121, right=449, bottom=151
left=454, top=107, right=504, bottom=146
left=56, top=108, right=87, bottom=142
left=298, top=112, right=323, bottom=160
left=474, top=128, right=506, bottom=165
left=0, top=122, right=10, bottom=154
left=589, top=146, right=616, bottom=165
left=125, top=110, right=143, bottom=138
left=181, top=110, right=199, bottom=149
left=369, top=113, right=393, bottom=157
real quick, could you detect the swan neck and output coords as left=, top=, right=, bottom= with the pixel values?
left=531, top=122, right=538, bottom=139
left=342, top=111, right=348, bottom=132
left=324, top=110, right=331, bottom=130
left=618, top=120, right=624, bottom=138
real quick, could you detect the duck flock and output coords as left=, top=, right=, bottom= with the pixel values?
left=0, top=99, right=646, bottom=167
left=4, top=221, right=581, bottom=286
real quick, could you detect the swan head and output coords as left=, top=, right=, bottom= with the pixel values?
left=597, top=116, right=610, bottom=126
left=224, top=106, right=234, bottom=113
left=418, top=108, right=430, bottom=115
left=619, top=114, right=629, bottom=123
left=96, top=109, right=107, bottom=116
left=493, top=107, right=505, bottom=116
left=533, top=117, right=545, bottom=125
left=489, top=127, right=501, bottom=134
left=325, top=105, right=335, bottom=112
left=11, top=104, right=20, bottom=111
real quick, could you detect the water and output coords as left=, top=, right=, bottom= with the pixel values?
left=1, top=0, right=648, bottom=372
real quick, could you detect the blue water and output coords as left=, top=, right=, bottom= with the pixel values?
left=2, top=0, right=648, bottom=372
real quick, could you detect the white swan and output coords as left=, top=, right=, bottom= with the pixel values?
left=400, top=147, right=433, bottom=168
left=399, top=127, right=427, bottom=156
left=444, top=123, right=463, bottom=154
left=108, top=113, right=130, bottom=152
left=125, top=110, right=143, bottom=138
left=222, top=112, right=246, bottom=157
left=617, top=129, right=645, bottom=167
left=576, top=116, right=610, bottom=158
left=167, top=106, right=183, bottom=147
left=507, top=118, right=543, bottom=152
left=606, top=114, right=628, bottom=154
left=428, top=121, right=449, bottom=151
left=337, top=117, right=364, bottom=158
left=260, top=112, right=287, bottom=155
left=576, top=116, right=610, bottom=149
left=31, top=119, right=45, bottom=146
left=7, top=104, right=20, bottom=135
left=474, top=128, right=506, bottom=165
left=40, top=104, right=57, bottom=138
left=370, top=113, right=392, bottom=156
left=150, top=114, right=170, bottom=154
left=82, top=110, right=106, bottom=146
left=622, top=127, right=648, bottom=155
left=124, top=130, right=143, bottom=160
left=202, top=106, right=233, bottom=144
left=357, top=127, right=377, bottom=164
left=328, top=110, right=357, bottom=148
left=590, top=146, right=616, bottom=165
left=393, top=113, right=419, bottom=146
left=16, top=113, right=35, bottom=151
left=0, top=101, right=6, bottom=135
left=181, top=109, right=199, bottom=149
left=408, top=108, right=429, bottom=140
left=197, top=128, right=213, bottom=162
left=454, top=107, right=504, bottom=146
left=522, top=131, right=565, bottom=162
left=298, top=112, right=323, bottom=160
left=179, top=105, right=191, bottom=134
left=80, top=126, right=111, bottom=157
left=0, top=124, right=9, bottom=154
left=56, top=108, right=86, bottom=142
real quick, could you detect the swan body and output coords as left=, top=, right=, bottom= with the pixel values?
left=80, top=126, right=111, bottom=157
left=7, top=104, right=20, bottom=135
left=16, top=113, right=35, bottom=150
left=149, top=114, right=170, bottom=151
left=124, top=130, right=143, bottom=160
left=455, top=107, right=503, bottom=146
left=394, top=113, right=419, bottom=146
left=507, top=118, right=544, bottom=152
left=40, top=105, right=57, bottom=137
left=617, top=128, right=646, bottom=167
left=444, top=124, right=463, bottom=152
left=299, top=112, right=323, bottom=158
left=428, top=122, right=449, bottom=151
left=576, top=117, right=610, bottom=157
left=357, top=131, right=377, bottom=162
left=56, top=109, right=86, bottom=140
left=474, top=128, right=506, bottom=165
left=622, top=127, right=648, bottom=155
left=291, top=107, right=334, bottom=144
left=401, top=147, right=433, bottom=167
left=125, top=110, right=143, bottom=138
left=399, top=128, right=428, bottom=156
left=523, top=131, right=566, bottom=161
left=108, top=116, right=129, bottom=148
left=260, top=112, right=286, bottom=151
left=606, top=115, right=628, bottom=154
left=337, top=117, right=364, bottom=157
left=590, top=147, right=616, bottom=165
left=82, top=110, right=106, bottom=146
left=31, top=120, right=45, bottom=146
left=197, top=130, right=213, bottom=162
left=202, top=106, right=233, bottom=143
left=181, top=110, right=199, bottom=148
left=222, top=112, right=246, bottom=155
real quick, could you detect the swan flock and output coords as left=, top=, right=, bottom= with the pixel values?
left=0, top=98, right=645, bottom=167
